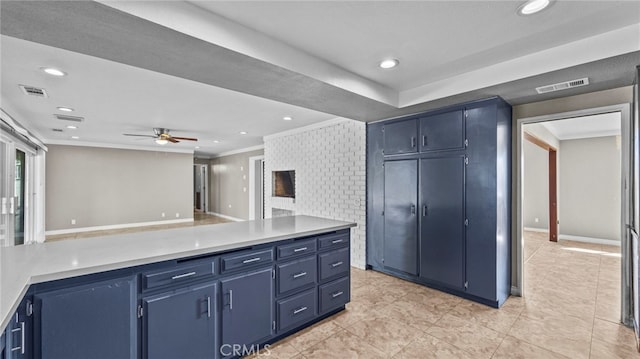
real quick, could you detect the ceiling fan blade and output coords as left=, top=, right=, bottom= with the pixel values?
left=171, top=136, right=198, bottom=141
left=123, top=134, right=156, bottom=138
left=168, top=137, right=179, bottom=143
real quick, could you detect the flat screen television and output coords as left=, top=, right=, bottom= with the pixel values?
left=273, top=170, right=295, bottom=198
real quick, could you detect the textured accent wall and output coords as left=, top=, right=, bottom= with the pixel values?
left=45, top=145, right=193, bottom=232
left=264, top=119, right=366, bottom=268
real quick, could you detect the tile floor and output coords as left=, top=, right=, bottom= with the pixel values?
left=45, top=211, right=231, bottom=242
left=255, top=231, right=638, bottom=359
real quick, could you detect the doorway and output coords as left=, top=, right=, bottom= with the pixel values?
left=249, top=155, right=265, bottom=220
left=194, top=164, right=208, bottom=213
left=517, top=104, right=631, bottom=327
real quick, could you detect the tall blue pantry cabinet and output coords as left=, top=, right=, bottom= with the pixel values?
left=366, top=97, right=512, bottom=308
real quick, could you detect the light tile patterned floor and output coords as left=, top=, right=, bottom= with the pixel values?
left=255, top=231, right=638, bottom=359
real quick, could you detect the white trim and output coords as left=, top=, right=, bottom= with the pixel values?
left=558, top=234, right=621, bottom=247
left=263, top=117, right=351, bottom=140
left=1, top=108, right=47, bottom=150
left=524, top=227, right=549, bottom=233
left=248, top=155, right=265, bottom=221
left=213, top=144, right=264, bottom=158
left=207, top=212, right=245, bottom=222
left=511, top=286, right=522, bottom=296
left=45, top=140, right=195, bottom=154
left=45, top=218, right=194, bottom=236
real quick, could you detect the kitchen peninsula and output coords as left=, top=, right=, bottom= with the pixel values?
left=0, top=215, right=355, bottom=358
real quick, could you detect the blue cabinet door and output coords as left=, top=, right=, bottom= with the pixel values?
left=383, top=159, right=418, bottom=275
left=220, top=267, right=273, bottom=357
left=419, top=110, right=465, bottom=152
left=383, top=119, right=418, bottom=155
left=420, top=156, right=465, bottom=289
left=34, top=275, right=137, bottom=359
left=143, top=282, right=217, bottom=359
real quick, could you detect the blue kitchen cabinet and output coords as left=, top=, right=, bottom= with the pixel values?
left=142, top=282, right=217, bottom=359
left=419, top=155, right=466, bottom=289
left=33, top=275, right=137, bottom=359
left=383, top=159, right=418, bottom=275
left=418, top=110, right=465, bottom=152
left=383, top=119, right=418, bottom=155
left=220, top=267, right=274, bottom=357
left=4, top=296, right=32, bottom=359
left=366, top=97, right=511, bottom=307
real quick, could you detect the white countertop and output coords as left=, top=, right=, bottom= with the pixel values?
left=0, top=215, right=355, bottom=330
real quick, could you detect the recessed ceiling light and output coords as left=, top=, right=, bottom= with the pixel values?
left=213, top=140, right=220, bottom=143
left=66, top=125, right=77, bottom=130
left=71, top=136, right=79, bottom=140
left=41, top=67, right=67, bottom=77
left=518, top=0, right=551, bottom=15
left=379, top=59, right=399, bottom=69
left=240, top=131, right=247, bottom=135
left=57, top=107, right=74, bottom=112
left=283, top=116, right=293, bottom=121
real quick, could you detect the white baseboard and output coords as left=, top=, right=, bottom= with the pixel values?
left=524, top=227, right=549, bottom=233
left=207, top=212, right=245, bottom=222
left=558, top=234, right=621, bottom=247
left=511, top=286, right=522, bottom=296
left=45, top=218, right=194, bottom=236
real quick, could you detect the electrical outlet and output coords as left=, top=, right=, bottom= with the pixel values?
left=243, top=187, right=247, bottom=192
left=175, top=213, right=180, bottom=218
left=534, top=217, right=539, bottom=223
left=161, top=212, right=165, bottom=218
left=71, top=219, right=76, bottom=225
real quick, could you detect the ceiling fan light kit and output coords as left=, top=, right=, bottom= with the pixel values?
left=123, top=127, right=198, bottom=145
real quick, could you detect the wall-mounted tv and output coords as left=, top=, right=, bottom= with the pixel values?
left=273, top=170, right=295, bottom=198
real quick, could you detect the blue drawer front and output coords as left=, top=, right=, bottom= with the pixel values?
left=277, top=256, right=317, bottom=295
left=277, top=289, right=317, bottom=331
left=277, top=238, right=316, bottom=259
left=221, top=248, right=273, bottom=272
left=319, top=277, right=350, bottom=314
left=317, top=230, right=349, bottom=251
left=142, top=261, right=215, bottom=290
left=318, top=247, right=349, bottom=282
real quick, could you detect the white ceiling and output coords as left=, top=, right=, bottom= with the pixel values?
left=1, top=1, right=639, bottom=156
left=542, top=112, right=622, bottom=140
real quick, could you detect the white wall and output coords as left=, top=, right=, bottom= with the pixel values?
left=559, top=136, right=621, bottom=241
left=264, top=119, right=366, bottom=268
left=523, top=140, right=549, bottom=229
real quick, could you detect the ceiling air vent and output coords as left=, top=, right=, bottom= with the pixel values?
left=19, top=85, right=48, bottom=98
left=52, top=128, right=63, bottom=132
left=54, top=114, right=84, bottom=123
left=536, top=78, right=589, bottom=94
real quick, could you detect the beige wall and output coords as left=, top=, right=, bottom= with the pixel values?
left=523, top=140, right=549, bottom=229
left=559, top=136, right=621, bottom=240
left=511, top=85, right=633, bottom=289
left=210, top=149, right=264, bottom=220
left=45, top=145, right=193, bottom=231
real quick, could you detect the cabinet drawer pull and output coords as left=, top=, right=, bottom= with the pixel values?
left=206, top=296, right=211, bottom=318
left=331, top=291, right=344, bottom=298
left=293, top=247, right=308, bottom=252
left=331, top=261, right=343, bottom=268
left=293, top=272, right=308, bottom=279
left=293, top=306, right=308, bottom=315
left=229, top=290, right=233, bottom=310
left=422, top=135, right=427, bottom=147
left=331, top=239, right=343, bottom=244
left=422, top=205, right=427, bottom=217
left=411, top=136, right=416, bottom=148
left=171, top=271, right=197, bottom=280
left=10, top=321, right=24, bottom=354
left=242, top=257, right=262, bottom=264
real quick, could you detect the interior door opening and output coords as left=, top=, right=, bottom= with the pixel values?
left=517, top=105, right=630, bottom=328
left=193, top=164, right=208, bottom=213
left=249, top=155, right=265, bottom=221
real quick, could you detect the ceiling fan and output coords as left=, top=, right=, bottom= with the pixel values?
left=123, top=128, right=198, bottom=145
